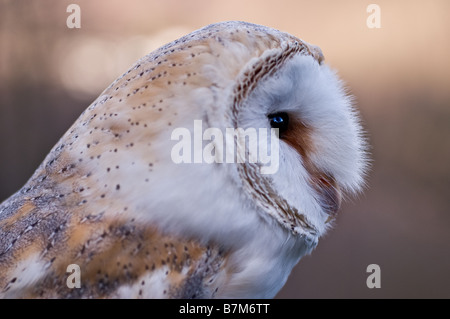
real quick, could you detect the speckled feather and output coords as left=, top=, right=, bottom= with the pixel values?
left=0, top=21, right=367, bottom=298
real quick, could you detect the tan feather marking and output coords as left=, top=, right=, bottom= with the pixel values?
left=0, top=240, right=45, bottom=294
left=0, top=201, right=35, bottom=229
left=20, top=218, right=226, bottom=298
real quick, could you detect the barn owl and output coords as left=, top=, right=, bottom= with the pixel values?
left=0, top=21, right=367, bottom=299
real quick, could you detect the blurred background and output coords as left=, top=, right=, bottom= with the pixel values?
left=0, top=0, right=449, bottom=298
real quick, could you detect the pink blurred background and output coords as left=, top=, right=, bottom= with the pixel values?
left=1, top=0, right=449, bottom=298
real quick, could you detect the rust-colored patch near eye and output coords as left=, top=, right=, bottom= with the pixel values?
left=280, top=118, right=341, bottom=220
left=281, top=117, right=315, bottom=159
left=281, top=118, right=341, bottom=221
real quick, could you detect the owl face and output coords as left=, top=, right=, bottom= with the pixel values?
left=233, top=53, right=367, bottom=238
left=0, top=21, right=367, bottom=299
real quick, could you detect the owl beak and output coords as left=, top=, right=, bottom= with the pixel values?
left=314, top=174, right=342, bottom=223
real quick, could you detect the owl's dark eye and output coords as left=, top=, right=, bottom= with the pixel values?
left=268, top=112, right=289, bottom=136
